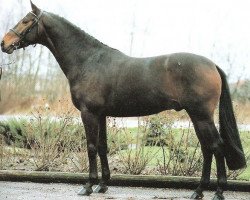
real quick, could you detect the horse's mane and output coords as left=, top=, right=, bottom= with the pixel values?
left=48, top=12, right=115, bottom=50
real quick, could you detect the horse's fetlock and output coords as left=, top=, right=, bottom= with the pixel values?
left=200, top=179, right=210, bottom=188
left=89, top=173, right=98, bottom=183
left=218, top=177, right=227, bottom=187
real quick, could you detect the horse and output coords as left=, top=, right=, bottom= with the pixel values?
left=1, top=2, right=246, bottom=199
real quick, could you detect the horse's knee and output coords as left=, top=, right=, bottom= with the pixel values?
left=88, top=144, right=97, bottom=157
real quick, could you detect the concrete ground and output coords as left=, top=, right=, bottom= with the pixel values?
left=0, top=181, right=249, bottom=200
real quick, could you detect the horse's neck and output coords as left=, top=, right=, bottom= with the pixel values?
left=41, top=13, right=107, bottom=77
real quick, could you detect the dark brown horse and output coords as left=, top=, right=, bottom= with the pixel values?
left=1, top=2, right=246, bottom=199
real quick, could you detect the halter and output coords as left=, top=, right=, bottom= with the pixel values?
left=9, top=11, right=43, bottom=49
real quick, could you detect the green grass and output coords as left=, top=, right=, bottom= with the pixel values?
left=238, top=131, right=250, bottom=180
left=238, top=166, right=250, bottom=181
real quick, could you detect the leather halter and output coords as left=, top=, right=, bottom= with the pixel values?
left=9, top=11, right=43, bottom=49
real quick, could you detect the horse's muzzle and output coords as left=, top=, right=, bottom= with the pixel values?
left=1, top=40, right=15, bottom=54
left=0, top=40, right=5, bottom=52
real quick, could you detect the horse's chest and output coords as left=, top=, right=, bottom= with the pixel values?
left=70, top=83, right=106, bottom=113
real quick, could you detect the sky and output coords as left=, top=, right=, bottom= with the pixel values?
left=1, top=0, right=250, bottom=81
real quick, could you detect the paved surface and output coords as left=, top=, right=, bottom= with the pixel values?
left=0, top=181, right=249, bottom=200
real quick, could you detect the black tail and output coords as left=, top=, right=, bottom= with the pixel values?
left=216, top=66, right=246, bottom=170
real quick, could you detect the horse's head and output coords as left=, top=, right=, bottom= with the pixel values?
left=1, top=1, right=43, bottom=54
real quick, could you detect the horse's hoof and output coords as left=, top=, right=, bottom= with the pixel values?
left=94, top=184, right=108, bottom=193
left=190, top=191, right=204, bottom=199
left=212, top=193, right=224, bottom=200
left=77, top=186, right=93, bottom=196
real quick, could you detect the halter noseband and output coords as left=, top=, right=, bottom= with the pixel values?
left=9, top=11, right=43, bottom=49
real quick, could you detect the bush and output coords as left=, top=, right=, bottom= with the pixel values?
left=117, top=123, right=159, bottom=175
left=0, top=106, right=86, bottom=171
left=0, top=109, right=249, bottom=180
left=145, top=114, right=203, bottom=176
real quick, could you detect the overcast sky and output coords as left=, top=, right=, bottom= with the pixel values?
left=1, top=0, right=250, bottom=81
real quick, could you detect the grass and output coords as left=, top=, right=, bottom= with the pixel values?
left=237, top=131, right=250, bottom=180
left=239, top=167, right=250, bottom=181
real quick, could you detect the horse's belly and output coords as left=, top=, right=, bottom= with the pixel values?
left=107, top=106, right=163, bottom=117
left=105, top=97, right=182, bottom=117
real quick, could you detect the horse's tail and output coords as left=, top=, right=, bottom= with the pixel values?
left=216, top=66, right=246, bottom=170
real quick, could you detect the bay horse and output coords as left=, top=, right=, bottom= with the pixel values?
left=1, top=2, right=246, bottom=199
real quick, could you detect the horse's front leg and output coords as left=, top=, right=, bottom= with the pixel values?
left=78, top=110, right=99, bottom=196
left=94, top=116, right=110, bottom=193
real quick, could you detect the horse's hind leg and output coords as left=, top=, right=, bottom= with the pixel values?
left=189, top=114, right=227, bottom=200
left=191, top=146, right=212, bottom=199
left=94, top=116, right=110, bottom=193
left=213, top=140, right=227, bottom=200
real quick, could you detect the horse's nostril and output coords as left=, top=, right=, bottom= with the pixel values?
left=0, top=41, right=4, bottom=47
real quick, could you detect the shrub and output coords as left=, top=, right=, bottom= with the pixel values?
left=116, top=119, right=159, bottom=175
left=145, top=113, right=203, bottom=176
left=0, top=109, right=249, bottom=180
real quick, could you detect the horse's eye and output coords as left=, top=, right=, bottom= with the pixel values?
left=22, top=20, right=29, bottom=24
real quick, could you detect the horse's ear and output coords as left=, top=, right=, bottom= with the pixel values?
left=30, top=1, right=41, bottom=15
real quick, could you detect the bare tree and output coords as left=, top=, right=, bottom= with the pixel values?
left=0, top=1, right=69, bottom=114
